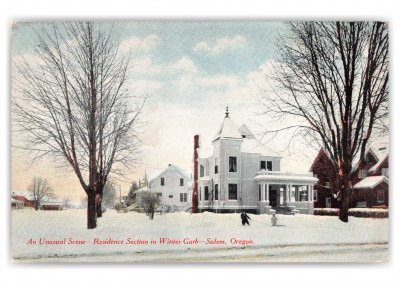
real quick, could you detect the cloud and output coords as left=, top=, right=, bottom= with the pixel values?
left=131, top=57, right=161, bottom=75
left=194, top=35, right=246, bottom=54
left=119, top=34, right=160, bottom=53
left=170, top=57, right=198, bottom=74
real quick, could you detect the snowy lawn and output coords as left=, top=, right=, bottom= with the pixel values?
left=11, top=209, right=389, bottom=262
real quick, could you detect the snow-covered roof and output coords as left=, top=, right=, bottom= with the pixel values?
left=238, top=124, right=256, bottom=139
left=147, top=164, right=191, bottom=183
left=11, top=198, right=23, bottom=204
left=353, top=176, right=388, bottom=189
left=369, top=149, right=389, bottom=173
left=213, top=117, right=243, bottom=141
left=241, top=139, right=281, bottom=157
left=11, top=191, right=35, bottom=200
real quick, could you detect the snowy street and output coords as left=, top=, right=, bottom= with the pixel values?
left=11, top=209, right=388, bottom=262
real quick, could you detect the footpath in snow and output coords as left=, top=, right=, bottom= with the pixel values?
left=11, top=209, right=389, bottom=262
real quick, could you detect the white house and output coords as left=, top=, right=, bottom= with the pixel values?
left=193, top=107, right=318, bottom=214
left=136, top=164, right=192, bottom=212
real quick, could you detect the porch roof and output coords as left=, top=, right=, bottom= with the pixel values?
left=353, top=176, right=388, bottom=189
left=254, top=170, right=318, bottom=184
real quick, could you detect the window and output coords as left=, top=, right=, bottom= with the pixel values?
left=260, top=161, right=266, bottom=170
left=229, top=157, right=237, bottom=172
left=199, top=186, right=201, bottom=201
left=161, top=177, right=165, bottom=186
left=382, top=168, right=389, bottom=178
left=168, top=195, right=173, bottom=198
left=204, top=186, right=209, bottom=201
left=215, top=184, right=218, bottom=200
left=228, top=184, right=237, bottom=200
left=267, top=161, right=272, bottom=171
left=215, top=158, right=218, bottom=174
left=313, top=190, right=318, bottom=201
left=359, top=169, right=367, bottom=178
left=200, top=165, right=205, bottom=177
left=325, top=182, right=330, bottom=188
left=377, top=190, right=384, bottom=203
left=242, top=135, right=246, bottom=138
left=157, top=193, right=162, bottom=197
left=180, top=193, right=187, bottom=202
left=180, top=178, right=184, bottom=186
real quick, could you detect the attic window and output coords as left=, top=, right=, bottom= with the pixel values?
left=180, top=178, right=184, bottom=186
left=161, top=177, right=165, bottom=186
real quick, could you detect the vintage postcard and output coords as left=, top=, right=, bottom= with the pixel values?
left=11, top=21, right=389, bottom=262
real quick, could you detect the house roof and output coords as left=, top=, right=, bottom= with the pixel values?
left=238, top=124, right=256, bottom=139
left=147, top=164, right=191, bottom=183
left=353, top=176, right=388, bottom=189
left=241, top=139, right=281, bottom=157
left=11, top=198, right=23, bottom=204
left=212, top=116, right=243, bottom=141
left=369, top=151, right=389, bottom=173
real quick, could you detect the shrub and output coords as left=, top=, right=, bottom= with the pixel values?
left=314, top=208, right=388, bottom=218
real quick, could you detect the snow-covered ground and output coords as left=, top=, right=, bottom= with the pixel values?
left=11, top=209, right=389, bottom=262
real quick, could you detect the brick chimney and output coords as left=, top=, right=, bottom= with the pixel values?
left=192, top=135, right=199, bottom=213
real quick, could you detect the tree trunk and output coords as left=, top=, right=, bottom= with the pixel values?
left=339, top=178, right=351, bottom=222
left=35, top=201, right=39, bottom=211
left=87, top=192, right=97, bottom=229
left=96, top=193, right=103, bottom=218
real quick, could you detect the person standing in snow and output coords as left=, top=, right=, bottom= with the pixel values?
left=240, top=212, right=251, bottom=226
left=271, top=213, right=278, bottom=226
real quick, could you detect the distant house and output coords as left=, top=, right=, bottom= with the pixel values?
left=11, top=192, right=37, bottom=208
left=310, top=146, right=389, bottom=209
left=11, top=197, right=24, bottom=209
left=40, top=201, right=64, bottom=210
left=136, top=164, right=192, bottom=212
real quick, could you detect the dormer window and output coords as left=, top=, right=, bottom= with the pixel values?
left=359, top=169, right=367, bottom=178
left=229, top=157, right=237, bottom=172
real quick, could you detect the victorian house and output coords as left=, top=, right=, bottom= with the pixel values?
left=193, top=108, right=317, bottom=215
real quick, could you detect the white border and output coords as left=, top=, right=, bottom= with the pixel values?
left=2, top=1, right=399, bottom=283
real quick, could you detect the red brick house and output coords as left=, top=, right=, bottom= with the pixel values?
left=352, top=148, right=389, bottom=208
left=11, top=192, right=37, bottom=208
left=309, top=149, right=340, bottom=208
left=310, top=147, right=389, bottom=209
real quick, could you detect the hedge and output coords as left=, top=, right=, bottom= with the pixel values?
left=314, top=208, right=388, bottom=218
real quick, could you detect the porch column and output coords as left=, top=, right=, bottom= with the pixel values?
left=286, top=184, right=291, bottom=202
left=261, top=183, right=266, bottom=201
left=265, top=184, right=269, bottom=201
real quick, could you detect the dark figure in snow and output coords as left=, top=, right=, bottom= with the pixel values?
left=240, top=212, right=251, bottom=226
left=271, top=214, right=278, bottom=226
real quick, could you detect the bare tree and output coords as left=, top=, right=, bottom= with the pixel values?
left=13, top=22, right=146, bottom=229
left=102, top=181, right=117, bottom=209
left=28, top=177, right=55, bottom=210
left=141, top=191, right=160, bottom=220
left=261, top=22, right=388, bottom=222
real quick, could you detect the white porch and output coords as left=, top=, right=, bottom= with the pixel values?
left=254, top=170, right=318, bottom=214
